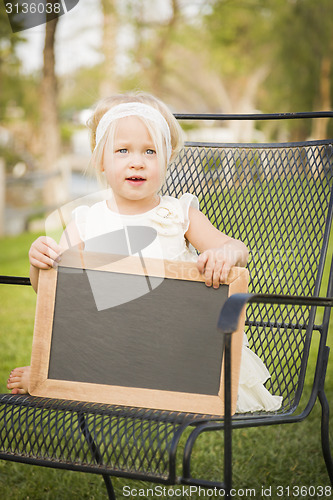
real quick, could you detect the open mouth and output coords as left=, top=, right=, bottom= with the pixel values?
left=126, top=176, right=146, bottom=183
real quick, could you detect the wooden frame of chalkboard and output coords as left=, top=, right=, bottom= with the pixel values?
left=29, top=249, right=248, bottom=416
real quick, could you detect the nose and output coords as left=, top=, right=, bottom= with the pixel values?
left=129, top=152, right=144, bottom=169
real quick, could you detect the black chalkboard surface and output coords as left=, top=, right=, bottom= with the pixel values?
left=29, top=250, right=248, bottom=415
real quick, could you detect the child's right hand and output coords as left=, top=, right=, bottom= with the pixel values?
left=29, top=236, right=62, bottom=270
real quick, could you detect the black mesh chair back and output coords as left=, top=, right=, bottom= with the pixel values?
left=162, top=139, right=333, bottom=414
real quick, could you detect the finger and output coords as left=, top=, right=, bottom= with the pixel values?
left=29, top=243, right=61, bottom=269
left=45, top=239, right=63, bottom=259
left=203, top=254, right=215, bottom=287
left=44, top=236, right=62, bottom=250
left=31, top=237, right=62, bottom=259
left=29, top=245, right=54, bottom=265
left=212, top=265, right=222, bottom=288
left=42, top=245, right=61, bottom=263
left=40, top=238, right=62, bottom=259
left=29, top=253, right=55, bottom=270
left=220, top=263, right=231, bottom=284
left=36, top=235, right=61, bottom=252
left=196, top=252, right=209, bottom=274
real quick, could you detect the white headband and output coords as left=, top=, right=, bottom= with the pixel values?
left=94, top=102, right=172, bottom=162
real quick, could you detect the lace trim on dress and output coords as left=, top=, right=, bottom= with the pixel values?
left=236, top=334, right=283, bottom=413
left=147, top=194, right=199, bottom=236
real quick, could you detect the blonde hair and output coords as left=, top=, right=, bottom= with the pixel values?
left=87, top=92, right=184, bottom=183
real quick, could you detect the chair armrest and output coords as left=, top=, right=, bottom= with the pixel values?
left=0, top=275, right=31, bottom=285
left=218, top=293, right=333, bottom=334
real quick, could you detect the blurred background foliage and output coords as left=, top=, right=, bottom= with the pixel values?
left=1, top=0, right=333, bottom=150
left=0, top=0, right=332, bottom=231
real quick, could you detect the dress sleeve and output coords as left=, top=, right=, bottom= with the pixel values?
left=72, top=205, right=89, bottom=241
left=179, top=193, right=200, bottom=233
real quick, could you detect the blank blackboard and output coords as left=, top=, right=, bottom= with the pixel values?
left=29, top=250, right=248, bottom=415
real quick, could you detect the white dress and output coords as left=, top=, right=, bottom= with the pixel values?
left=72, top=193, right=283, bottom=413
left=73, top=194, right=199, bottom=262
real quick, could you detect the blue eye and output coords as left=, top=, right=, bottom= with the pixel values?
left=118, top=148, right=128, bottom=154
left=146, top=149, right=156, bottom=155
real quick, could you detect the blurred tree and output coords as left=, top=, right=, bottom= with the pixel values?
left=119, top=0, right=230, bottom=111
left=266, top=0, right=333, bottom=138
left=0, top=4, right=25, bottom=119
left=140, top=0, right=181, bottom=95
left=59, top=65, right=102, bottom=113
left=8, top=0, right=328, bottom=153
left=118, top=0, right=181, bottom=97
left=204, top=0, right=272, bottom=111
left=99, top=0, right=119, bottom=97
left=204, top=0, right=333, bottom=139
left=199, top=0, right=275, bottom=140
left=40, top=10, right=62, bottom=206
left=0, top=4, right=41, bottom=165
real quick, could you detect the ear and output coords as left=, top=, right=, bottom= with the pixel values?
left=96, top=159, right=104, bottom=173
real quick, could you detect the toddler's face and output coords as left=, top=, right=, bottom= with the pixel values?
left=102, top=116, right=163, bottom=212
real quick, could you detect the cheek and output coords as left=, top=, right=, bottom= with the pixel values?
left=152, top=166, right=163, bottom=188
left=103, top=164, right=117, bottom=186
left=106, top=168, right=117, bottom=184
left=156, top=162, right=166, bottom=186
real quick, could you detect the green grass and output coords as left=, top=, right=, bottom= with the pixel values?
left=0, top=231, right=332, bottom=499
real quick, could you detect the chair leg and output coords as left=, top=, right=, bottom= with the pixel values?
left=78, top=413, right=117, bottom=498
left=318, top=388, right=333, bottom=486
left=102, top=474, right=116, bottom=500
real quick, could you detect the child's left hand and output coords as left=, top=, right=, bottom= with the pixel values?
left=186, top=206, right=249, bottom=288
left=197, top=247, right=237, bottom=288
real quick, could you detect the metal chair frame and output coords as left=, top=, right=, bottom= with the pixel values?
left=1, top=112, right=332, bottom=499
